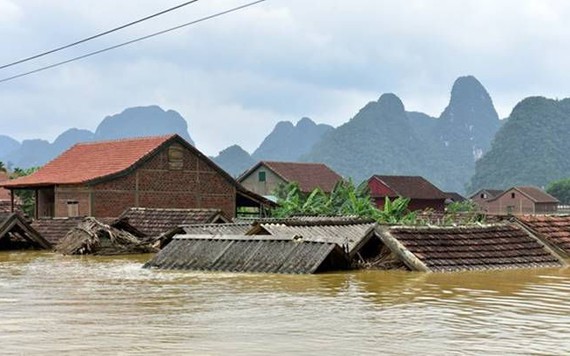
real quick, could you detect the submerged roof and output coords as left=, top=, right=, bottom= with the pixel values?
left=240, top=161, right=343, bottom=193
left=118, top=207, right=229, bottom=237
left=181, top=223, right=253, bottom=236
left=31, top=217, right=85, bottom=245
left=369, top=175, right=447, bottom=200
left=379, top=225, right=562, bottom=272
left=248, top=220, right=376, bottom=257
left=516, top=215, right=570, bottom=257
left=0, top=213, right=51, bottom=250
left=144, top=234, right=350, bottom=274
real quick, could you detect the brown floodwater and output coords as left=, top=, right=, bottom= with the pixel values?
left=0, top=251, right=569, bottom=355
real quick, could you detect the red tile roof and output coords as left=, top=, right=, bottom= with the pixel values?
left=517, top=215, right=570, bottom=257
left=1, top=135, right=174, bottom=188
left=370, top=175, right=447, bottom=200
left=244, top=161, right=343, bottom=193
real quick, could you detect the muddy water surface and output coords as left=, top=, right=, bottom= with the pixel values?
left=0, top=251, right=569, bottom=355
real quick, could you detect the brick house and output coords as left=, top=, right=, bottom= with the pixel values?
left=238, top=161, right=343, bottom=197
left=480, top=186, right=558, bottom=215
left=469, top=188, right=504, bottom=211
left=1, top=135, right=272, bottom=219
left=367, top=175, right=447, bottom=212
left=0, top=172, right=13, bottom=213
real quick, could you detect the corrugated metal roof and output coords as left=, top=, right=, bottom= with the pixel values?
left=181, top=223, right=252, bottom=236
left=143, top=234, right=350, bottom=274
left=250, top=222, right=376, bottom=257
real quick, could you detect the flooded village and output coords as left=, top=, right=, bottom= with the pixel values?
left=2, top=1, right=570, bottom=354
left=0, top=133, right=569, bottom=354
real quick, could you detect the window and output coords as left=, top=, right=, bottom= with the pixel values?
left=168, top=144, right=184, bottom=170
left=481, top=193, right=487, bottom=199
left=258, top=171, right=266, bottom=182
left=511, top=192, right=515, bottom=199
left=67, top=201, right=79, bottom=217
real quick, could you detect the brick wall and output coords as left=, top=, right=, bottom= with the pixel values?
left=239, top=165, right=286, bottom=196
left=54, top=186, right=91, bottom=217
left=88, top=143, right=236, bottom=218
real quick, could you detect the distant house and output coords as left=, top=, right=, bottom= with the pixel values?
left=444, top=192, right=466, bottom=204
left=1, top=135, right=272, bottom=219
left=238, top=161, right=343, bottom=196
left=481, top=186, right=559, bottom=215
left=469, top=188, right=504, bottom=210
left=367, top=175, right=447, bottom=212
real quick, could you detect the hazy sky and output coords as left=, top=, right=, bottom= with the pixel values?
left=0, top=0, right=569, bottom=155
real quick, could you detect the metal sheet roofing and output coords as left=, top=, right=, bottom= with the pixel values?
left=249, top=221, right=376, bottom=257
left=143, top=234, right=350, bottom=274
left=181, top=223, right=252, bottom=236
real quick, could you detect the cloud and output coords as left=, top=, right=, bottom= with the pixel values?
left=2, top=0, right=570, bottom=155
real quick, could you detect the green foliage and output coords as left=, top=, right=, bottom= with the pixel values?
left=445, top=200, right=478, bottom=214
left=10, top=167, right=40, bottom=217
left=546, top=178, right=570, bottom=205
left=377, top=197, right=418, bottom=224
left=0, top=161, right=6, bottom=173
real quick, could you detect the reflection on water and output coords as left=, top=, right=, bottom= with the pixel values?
left=1, top=251, right=569, bottom=355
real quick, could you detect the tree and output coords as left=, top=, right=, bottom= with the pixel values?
left=547, top=178, right=570, bottom=205
left=0, top=161, right=6, bottom=173
left=10, top=167, right=40, bottom=217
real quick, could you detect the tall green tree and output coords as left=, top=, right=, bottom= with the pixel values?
left=10, top=167, right=40, bottom=216
left=547, top=178, right=570, bottom=205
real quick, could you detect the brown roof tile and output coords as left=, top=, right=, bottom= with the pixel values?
left=370, top=175, right=447, bottom=200
left=118, top=207, right=229, bottom=237
left=244, top=161, right=343, bottom=193
left=31, top=217, right=86, bottom=244
left=517, top=215, right=570, bottom=256
left=514, top=186, right=559, bottom=203
left=386, top=225, right=561, bottom=272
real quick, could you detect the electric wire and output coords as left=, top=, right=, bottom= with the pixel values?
left=0, top=0, right=266, bottom=84
left=0, top=0, right=201, bottom=70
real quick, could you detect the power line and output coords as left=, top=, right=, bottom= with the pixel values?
left=0, top=0, right=201, bottom=70
left=0, top=0, right=267, bottom=84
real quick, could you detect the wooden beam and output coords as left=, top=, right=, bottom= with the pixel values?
left=375, top=226, right=431, bottom=272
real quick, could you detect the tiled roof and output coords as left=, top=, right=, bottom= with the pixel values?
left=370, top=175, right=447, bottom=200
left=444, top=192, right=466, bottom=202
left=0, top=172, right=11, bottom=201
left=143, top=234, right=350, bottom=274
left=513, top=186, right=559, bottom=203
left=118, top=207, right=229, bottom=237
left=242, top=161, right=343, bottom=193
left=382, top=225, right=562, bottom=272
left=517, top=215, right=570, bottom=257
left=181, top=223, right=253, bottom=236
left=469, top=189, right=504, bottom=200
left=31, top=217, right=86, bottom=244
left=1, top=135, right=174, bottom=188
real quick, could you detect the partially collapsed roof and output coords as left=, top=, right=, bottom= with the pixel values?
left=118, top=207, right=229, bottom=237
left=144, top=234, right=350, bottom=274
left=31, top=217, right=86, bottom=245
left=0, top=213, right=51, bottom=250
left=516, top=215, right=570, bottom=257
left=247, top=219, right=377, bottom=257
left=377, top=225, right=563, bottom=272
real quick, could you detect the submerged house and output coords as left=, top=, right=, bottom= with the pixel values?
left=1, top=135, right=273, bottom=219
left=238, top=161, right=343, bottom=197
left=0, top=212, right=51, bottom=250
left=367, top=175, right=448, bottom=212
left=480, top=186, right=559, bottom=215
left=0, top=172, right=16, bottom=213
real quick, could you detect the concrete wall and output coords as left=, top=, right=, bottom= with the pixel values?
left=239, top=165, right=286, bottom=196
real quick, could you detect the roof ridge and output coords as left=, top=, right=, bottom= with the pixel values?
left=73, top=134, right=176, bottom=146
